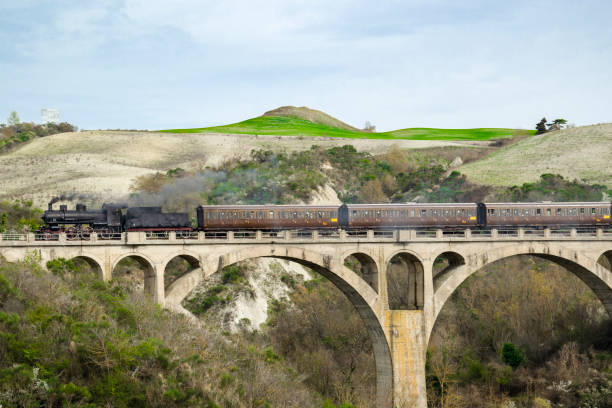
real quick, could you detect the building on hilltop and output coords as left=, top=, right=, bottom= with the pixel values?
left=41, top=108, right=60, bottom=124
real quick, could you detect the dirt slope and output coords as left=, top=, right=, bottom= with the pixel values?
left=459, top=123, right=612, bottom=187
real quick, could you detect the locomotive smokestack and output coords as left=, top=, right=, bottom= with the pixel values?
left=48, top=202, right=53, bottom=211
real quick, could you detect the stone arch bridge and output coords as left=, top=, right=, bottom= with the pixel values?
left=1, top=227, right=611, bottom=408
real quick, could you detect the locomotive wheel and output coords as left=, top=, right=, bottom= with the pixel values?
left=66, top=227, right=79, bottom=240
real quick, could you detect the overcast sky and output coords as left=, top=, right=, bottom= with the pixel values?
left=1, top=1, right=611, bottom=131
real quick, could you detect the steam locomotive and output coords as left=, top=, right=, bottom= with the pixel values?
left=41, top=201, right=190, bottom=238
left=40, top=199, right=612, bottom=236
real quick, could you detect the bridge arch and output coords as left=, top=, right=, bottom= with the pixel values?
left=343, top=251, right=379, bottom=293
left=162, top=251, right=201, bottom=288
left=432, top=243, right=612, bottom=339
left=112, top=253, right=157, bottom=298
left=598, top=250, right=612, bottom=272
left=69, top=255, right=103, bottom=279
left=386, top=251, right=424, bottom=310
left=167, top=245, right=392, bottom=408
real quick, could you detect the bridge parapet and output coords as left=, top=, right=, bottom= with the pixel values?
left=1, top=227, right=611, bottom=247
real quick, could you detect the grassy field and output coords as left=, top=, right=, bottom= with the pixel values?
left=161, top=115, right=534, bottom=140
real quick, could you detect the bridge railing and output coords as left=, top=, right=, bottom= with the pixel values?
left=1, top=233, right=28, bottom=241
left=1, top=227, right=611, bottom=246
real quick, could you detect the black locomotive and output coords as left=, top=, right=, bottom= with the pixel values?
left=42, top=200, right=190, bottom=237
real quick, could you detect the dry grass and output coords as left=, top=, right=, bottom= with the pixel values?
left=458, top=123, right=612, bottom=187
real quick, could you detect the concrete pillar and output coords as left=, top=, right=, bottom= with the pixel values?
left=312, top=230, right=319, bottom=240
left=169, top=231, right=176, bottom=241
left=464, top=229, right=472, bottom=239
left=597, top=228, right=603, bottom=238
left=198, top=231, right=205, bottom=241
left=59, top=233, right=66, bottom=243
left=367, top=230, right=374, bottom=240
left=491, top=229, right=498, bottom=239
left=27, top=233, right=35, bottom=242
left=378, top=261, right=389, bottom=310
left=544, top=228, right=551, bottom=238
left=103, top=254, right=112, bottom=282
left=570, top=228, right=577, bottom=237
left=436, top=229, right=443, bottom=239
left=227, top=231, right=234, bottom=241
left=90, top=232, right=97, bottom=243
left=339, top=229, right=347, bottom=239
left=384, top=310, right=427, bottom=408
left=256, top=230, right=262, bottom=240
left=518, top=228, right=524, bottom=238
left=153, top=263, right=165, bottom=306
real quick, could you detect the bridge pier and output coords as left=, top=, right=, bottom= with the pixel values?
left=384, top=310, right=427, bottom=408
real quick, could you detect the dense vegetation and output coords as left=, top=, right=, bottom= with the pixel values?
left=0, top=256, right=344, bottom=407
left=0, top=118, right=76, bottom=152
left=0, top=200, right=42, bottom=233
left=427, top=256, right=612, bottom=407
left=161, top=115, right=533, bottom=141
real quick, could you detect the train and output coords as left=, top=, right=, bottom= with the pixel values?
left=40, top=200, right=612, bottom=236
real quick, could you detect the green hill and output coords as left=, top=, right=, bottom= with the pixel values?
left=160, top=106, right=534, bottom=141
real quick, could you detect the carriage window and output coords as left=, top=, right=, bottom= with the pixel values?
left=421, top=209, right=426, bottom=216
left=269, top=211, right=274, bottom=219
left=352, top=210, right=357, bottom=217
left=444, top=210, right=449, bottom=216
left=376, top=210, right=381, bottom=217
left=537, top=208, right=541, bottom=216
left=318, top=211, right=322, bottom=218
left=546, top=208, right=550, bottom=216
left=592, top=208, right=596, bottom=214
left=234, top=212, right=238, bottom=219
left=433, top=209, right=438, bottom=216
left=580, top=208, right=585, bottom=214
left=556, top=208, right=562, bottom=216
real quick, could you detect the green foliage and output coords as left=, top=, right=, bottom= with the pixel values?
left=222, top=264, right=245, bottom=284
left=0, top=199, right=42, bottom=233
left=46, top=258, right=78, bottom=277
left=501, top=173, right=606, bottom=202
left=7, top=110, right=20, bottom=126
left=501, top=342, right=524, bottom=369
left=536, top=117, right=548, bottom=134
left=0, top=258, right=322, bottom=407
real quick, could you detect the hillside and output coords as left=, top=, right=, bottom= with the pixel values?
left=0, top=130, right=475, bottom=208
left=459, top=123, right=612, bottom=187
left=161, top=106, right=533, bottom=140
